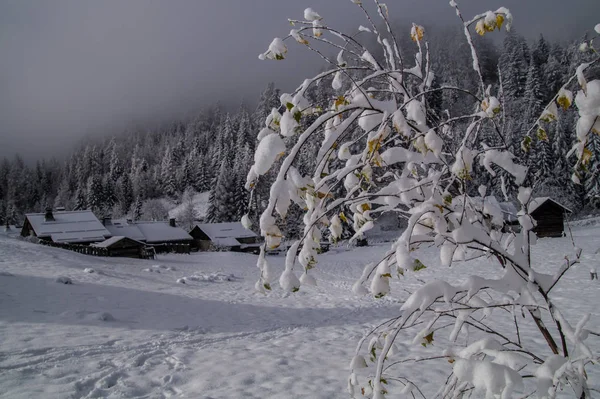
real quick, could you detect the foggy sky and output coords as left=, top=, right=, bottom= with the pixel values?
left=1, top=0, right=599, bottom=161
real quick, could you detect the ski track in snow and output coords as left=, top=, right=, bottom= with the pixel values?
left=0, top=223, right=600, bottom=398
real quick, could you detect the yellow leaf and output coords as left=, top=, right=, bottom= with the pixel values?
left=557, top=94, right=571, bottom=110
left=496, top=14, right=504, bottom=30
left=339, top=212, right=348, bottom=223
left=537, top=127, right=548, bottom=142
left=448, top=357, right=455, bottom=364
left=475, top=20, right=486, bottom=36
left=481, top=99, right=489, bottom=112
left=582, top=147, right=593, bottom=166
left=411, top=25, right=424, bottom=42
left=360, top=203, right=371, bottom=212
left=334, top=95, right=348, bottom=109
left=421, top=331, right=434, bottom=347
left=367, top=137, right=382, bottom=155
left=434, top=204, right=444, bottom=213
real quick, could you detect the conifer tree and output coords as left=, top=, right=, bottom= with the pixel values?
left=206, top=157, right=237, bottom=223
left=86, top=175, right=104, bottom=213
left=160, top=145, right=177, bottom=199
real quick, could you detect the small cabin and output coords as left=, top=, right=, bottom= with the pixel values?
left=21, top=209, right=110, bottom=244
left=190, top=222, right=260, bottom=253
left=101, top=217, right=193, bottom=253
left=103, top=218, right=147, bottom=242
left=91, top=236, right=152, bottom=259
left=528, top=197, right=572, bottom=238
left=134, top=219, right=193, bottom=253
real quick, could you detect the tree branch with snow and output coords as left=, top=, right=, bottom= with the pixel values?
left=247, top=1, right=600, bottom=397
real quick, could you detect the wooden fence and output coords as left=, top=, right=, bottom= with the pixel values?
left=38, top=240, right=183, bottom=258
left=39, top=240, right=110, bottom=257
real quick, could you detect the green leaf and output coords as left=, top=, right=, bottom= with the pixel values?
left=263, top=283, right=271, bottom=290
left=292, top=287, right=300, bottom=292
left=286, top=102, right=294, bottom=111
left=521, top=136, right=532, bottom=153
left=293, top=110, right=302, bottom=123
left=413, top=259, right=427, bottom=272
left=421, top=331, right=434, bottom=347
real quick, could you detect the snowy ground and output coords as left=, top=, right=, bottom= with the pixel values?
left=0, top=221, right=599, bottom=398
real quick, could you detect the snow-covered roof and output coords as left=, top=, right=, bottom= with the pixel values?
left=193, top=222, right=257, bottom=247
left=91, top=236, right=145, bottom=248
left=134, top=221, right=192, bottom=243
left=528, top=197, right=572, bottom=214
left=104, top=219, right=146, bottom=242
left=25, top=210, right=110, bottom=243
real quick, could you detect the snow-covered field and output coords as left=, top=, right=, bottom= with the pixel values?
left=0, top=221, right=599, bottom=398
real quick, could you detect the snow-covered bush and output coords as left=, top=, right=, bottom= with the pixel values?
left=247, top=2, right=600, bottom=397
left=56, top=276, right=73, bottom=285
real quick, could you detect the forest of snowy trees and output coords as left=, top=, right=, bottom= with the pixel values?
left=0, top=27, right=598, bottom=236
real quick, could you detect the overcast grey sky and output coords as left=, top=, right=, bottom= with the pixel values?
left=1, top=0, right=599, bottom=161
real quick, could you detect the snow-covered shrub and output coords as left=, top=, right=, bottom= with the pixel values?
left=248, top=2, right=599, bottom=397
left=179, top=272, right=236, bottom=283
left=98, top=312, right=115, bottom=322
left=56, top=276, right=73, bottom=284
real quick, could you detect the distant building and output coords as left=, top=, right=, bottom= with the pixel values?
left=21, top=209, right=110, bottom=244
left=189, top=222, right=260, bottom=253
left=102, top=218, right=146, bottom=242
left=91, top=236, right=151, bottom=259
left=102, top=217, right=193, bottom=253
left=527, top=197, right=572, bottom=238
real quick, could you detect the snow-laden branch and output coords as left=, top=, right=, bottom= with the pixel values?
left=248, top=4, right=599, bottom=397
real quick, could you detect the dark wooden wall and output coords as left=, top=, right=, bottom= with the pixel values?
left=531, top=201, right=565, bottom=238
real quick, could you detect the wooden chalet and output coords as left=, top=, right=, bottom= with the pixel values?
left=190, top=222, right=260, bottom=253
left=528, top=197, right=572, bottom=238
left=21, top=209, right=110, bottom=244
left=102, top=217, right=193, bottom=253
left=91, top=236, right=153, bottom=259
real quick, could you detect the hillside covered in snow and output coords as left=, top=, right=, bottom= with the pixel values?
left=1, top=219, right=600, bottom=398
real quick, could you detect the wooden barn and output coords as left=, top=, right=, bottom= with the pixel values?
left=528, top=197, right=572, bottom=238
left=21, top=209, right=111, bottom=244
left=189, top=222, right=260, bottom=253
left=91, top=236, right=153, bottom=259
left=134, top=219, right=193, bottom=253
left=102, top=217, right=193, bottom=254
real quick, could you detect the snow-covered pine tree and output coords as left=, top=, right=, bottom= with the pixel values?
left=86, top=175, right=104, bottom=213
left=254, top=82, right=280, bottom=128
left=102, top=175, right=116, bottom=213
left=132, top=195, right=143, bottom=221
left=248, top=3, right=600, bottom=397
left=584, top=131, right=600, bottom=208
left=160, top=145, right=178, bottom=199
left=107, top=138, right=122, bottom=183
left=73, top=184, right=87, bottom=211
left=206, top=157, right=238, bottom=223
left=116, top=173, right=134, bottom=216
